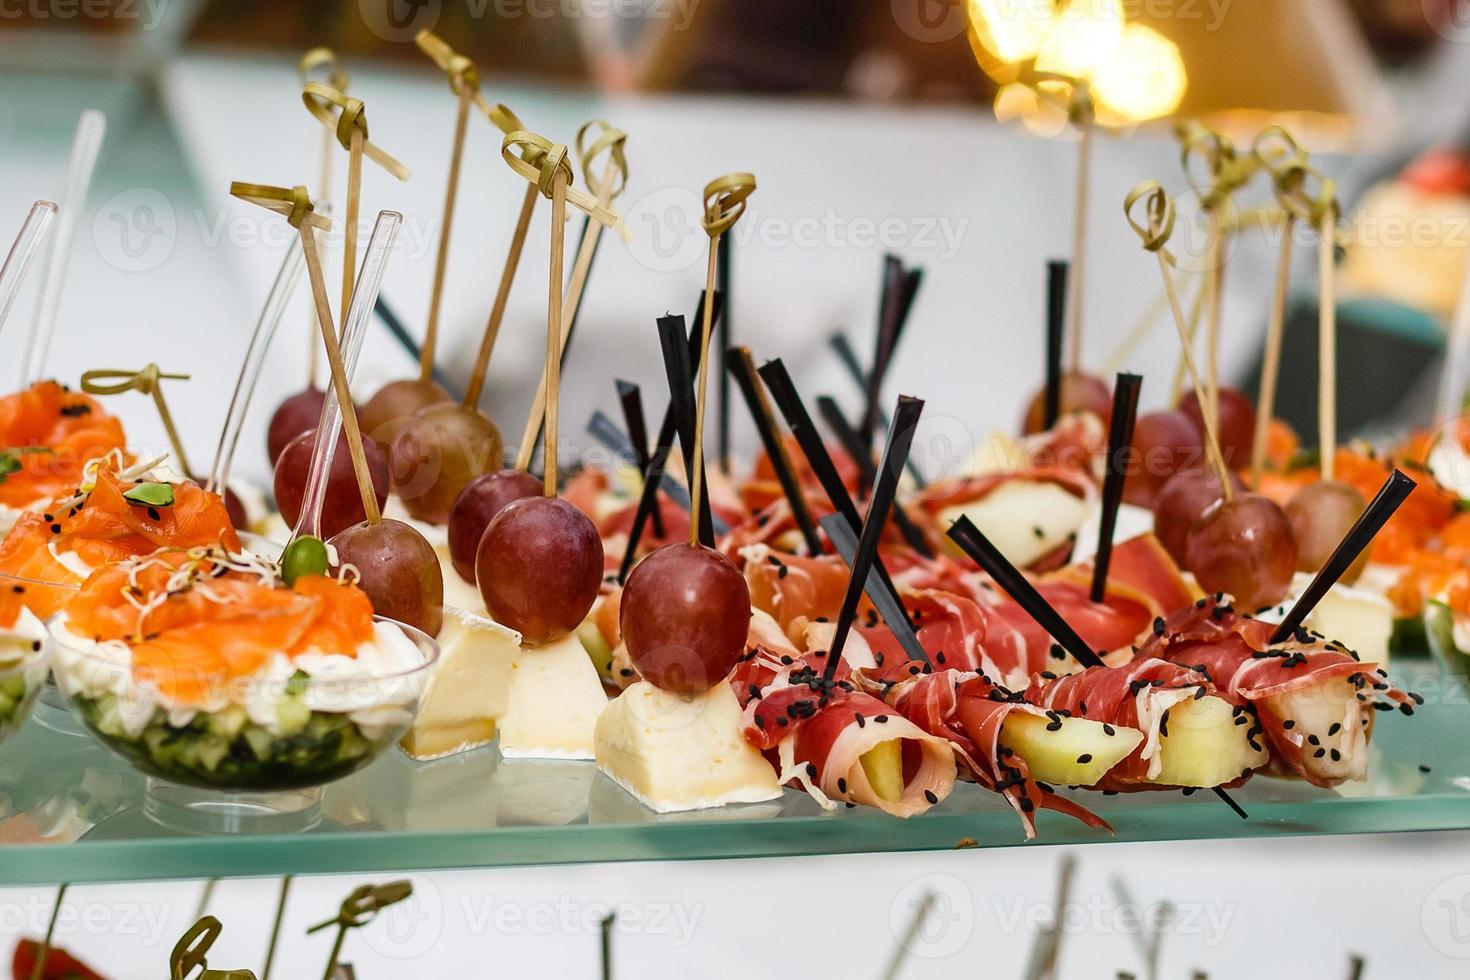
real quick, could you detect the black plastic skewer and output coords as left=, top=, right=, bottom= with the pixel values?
left=829, top=332, right=926, bottom=487
left=861, top=257, right=923, bottom=452
left=946, top=515, right=1248, bottom=820
left=1091, top=373, right=1143, bottom=603
left=1271, top=470, right=1417, bottom=644
left=585, top=411, right=726, bottom=531
left=616, top=380, right=664, bottom=539
left=617, top=291, right=722, bottom=582
left=826, top=395, right=924, bottom=682
left=816, top=395, right=935, bottom=559
left=822, top=514, right=930, bottom=666
left=725, top=346, right=824, bottom=556
left=373, top=296, right=460, bottom=399
left=1044, top=260, right=1069, bottom=430
left=656, top=313, right=715, bottom=549
left=757, top=357, right=914, bottom=629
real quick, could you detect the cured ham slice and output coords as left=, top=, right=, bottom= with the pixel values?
left=731, top=647, right=956, bottom=817
left=1024, top=657, right=1268, bottom=792
left=876, top=669, right=1114, bottom=838
left=1136, top=599, right=1420, bottom=786
left=740, top=543, right=872, bottom=645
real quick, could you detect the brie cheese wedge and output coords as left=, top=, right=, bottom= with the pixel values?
left=595, top=681, right=781, bottom=813
left=400, top=606, right=520, bottom=761
left=938, top=479, right=1086, bottom=568
left=496, top=632, right=609, bottom=760
left=1258, top=572, right=1394, bottom=664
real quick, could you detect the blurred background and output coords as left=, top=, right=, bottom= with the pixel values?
left=5, top=0, right=1470, bottom=975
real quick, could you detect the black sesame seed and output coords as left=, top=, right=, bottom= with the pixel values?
left=837, top=778, right=848, bottom=793
left=1102, top=724, right=1116, bottom=736
left=924, top=790, right=939, bottom=804
left=1076, top=753, right=1093, bottom=765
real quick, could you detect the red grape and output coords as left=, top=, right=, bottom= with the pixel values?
left=1125, top=409, right=1203, bottom=509
left=1185, top=493, right=1297, bottom=610
left=620, top=543, right=751, bottom=695
left=1022, top=371, right=1112, bottom=435
left=448, top=469, right=543, bottom=584
left=359, top=378, right=451, bottom=449
left=1153, top=466, right=1246, bottom=565
left=389, top=403, right=503, bottom=525
left=1286, top=480, right=1368, bottom=582
left=1178, top=386, right=1256, bottom=469
left=223, top=486, right=249, bottom=531
left=267, top=387, right=327, bottom=465
left=476, top=496, right=603, bottom=645
left=331, top=518, right=444, bottom=637
left=274, top=431, right=389, bottom=540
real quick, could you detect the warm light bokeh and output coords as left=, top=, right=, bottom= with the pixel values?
left=970, top=0, right=1187, bottom=126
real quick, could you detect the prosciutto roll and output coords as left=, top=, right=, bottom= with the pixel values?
left=1135, top=599, right=1421, bottom=786
left=1025, top=658, right=1269, bottom=792
left=731, top=647, right=956, bottom=817
left=877, top=669, right=1113, bottom=838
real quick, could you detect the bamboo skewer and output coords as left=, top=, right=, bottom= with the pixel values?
left=1068, top=119, right=1093, bottom=372
left=1251, top=218, right=1294, bottom=487
left=262, top=876, right=294, bottom=980
left=687, top=174, right=756, bottom=546
left=462, top=102, right=547, bottom=410
left=1320, top=207, right=1339, bottom=482
left=1128, top=183, right=1234, bottom=499
left=464, top=184, right=537, bottom=408
left=80, top=365, right=194, bottom=478
left=415, top=30, right=482, bottom=383
left=514, top=122, right=629, bottom=469
left=302, top=217, right=380, bottom=523
left=298, top=49, right=347, bottom=385
left=230, top=183, right=384, bottom=531
left=27, top=883, right=67, bottom=980
left=301, top=83, right=409, bottom=333
left=500, top=132, right=628, bottom=487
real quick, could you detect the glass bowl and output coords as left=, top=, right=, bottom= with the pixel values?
left=1, top=568, right=71, bottom=744
left=0, top=635, right=50, bottom=747
left=50, top=615, right=438, bottom=793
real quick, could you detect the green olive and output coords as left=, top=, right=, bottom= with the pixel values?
left=281, top=535, right=329, bottom=586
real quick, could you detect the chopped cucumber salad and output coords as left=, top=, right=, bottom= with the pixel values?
left=70, top=673, right=400, bottom=791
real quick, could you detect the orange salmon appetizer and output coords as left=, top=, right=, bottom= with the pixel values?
left=49, top=548, right=432, bottom=790
left=0, top=459, right=239, bottom=628
left=0, top=381, right=126, bottom=515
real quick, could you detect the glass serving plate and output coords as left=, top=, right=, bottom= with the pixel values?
left=0, top=651, right=1464, bottom=887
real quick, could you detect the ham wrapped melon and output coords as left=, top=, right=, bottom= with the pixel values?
left=1135, top=599, right=1420, bottom=786
left=1023, top=658, right=1269, bottom=792
left=731, top=647, right=956, bottom=817
left=873, top=668, right=1118, bottom=838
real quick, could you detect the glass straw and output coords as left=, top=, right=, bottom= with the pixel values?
left=22, top=109, right=106, bottom=384
left=0, top=200, right=58, bottom=335
left=206, top=245, right=307, bottom=494
left=292, top=210, right=402, bottom=543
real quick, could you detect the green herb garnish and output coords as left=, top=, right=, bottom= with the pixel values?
left=122, top=482, right=175, bottom=508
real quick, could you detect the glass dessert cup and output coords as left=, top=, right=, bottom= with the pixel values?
left=0, top=569, right=83, bottom=735
left=0, top=637, right=50, bottom=748
left=49, top=615, right=438, bottom=832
